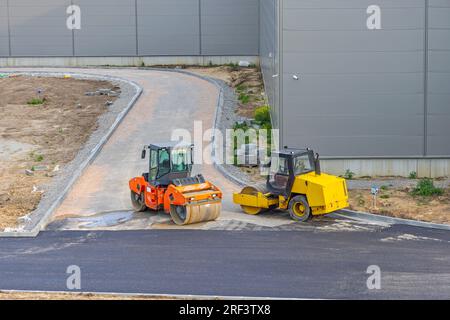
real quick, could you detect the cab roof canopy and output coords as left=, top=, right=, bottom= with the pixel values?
left=149, top=141, right=194, bottom=150
left=276, top=148, right=312, bottom=157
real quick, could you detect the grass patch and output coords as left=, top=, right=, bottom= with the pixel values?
left=236, top=84, right=246, bottom=93
left=238, top=93, right=250, bottom=104
left=411, top=178, right=444, bottom=197
left=27, top=98, right=45, bottom=105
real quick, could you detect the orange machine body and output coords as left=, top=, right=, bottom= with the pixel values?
left=129, top=176, right=223, bottom=214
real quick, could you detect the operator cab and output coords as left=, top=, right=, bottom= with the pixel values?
left=267, top=148, right=321, bottom=196
left=141, top=141, right=194, bottom=186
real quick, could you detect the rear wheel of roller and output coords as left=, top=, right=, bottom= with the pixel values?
left=288, top=195, right=311, bottom=222
left=131, top=191, right=147, bottom=212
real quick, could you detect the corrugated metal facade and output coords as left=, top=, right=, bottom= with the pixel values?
left=0, top=0, right=8, bottom=56
left=0, top=0, right=259, bottom=57
left=428, top=0, right=450, bottom=156
left=138, top=0, right=200, bottom=55
left=260, top=0, right=280, bottom=129
left=267, top=0, right=450, bottom=158
left=9, top=0, right=73, bottom=56
left=201, top=0, right=259, bottom=55
left=74, top=0, right=136, bottom=56
left=1, top=0, right=449, bottom=160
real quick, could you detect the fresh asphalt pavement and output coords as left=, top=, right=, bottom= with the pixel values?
left=0, top=225, right=449, bottom=299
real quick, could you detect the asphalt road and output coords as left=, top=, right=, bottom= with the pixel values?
left=0, top=226, right=449, bottom=299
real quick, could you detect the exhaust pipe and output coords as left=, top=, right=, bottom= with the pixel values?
left=315, top=153, right=321, bottom=175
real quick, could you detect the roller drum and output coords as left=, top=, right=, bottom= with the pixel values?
left=170, top=202, right=221, bottom=226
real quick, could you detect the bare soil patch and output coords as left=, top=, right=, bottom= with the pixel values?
left=349, top=188, right=450, bottom=225
left=0, top=75, right=119, bottom=230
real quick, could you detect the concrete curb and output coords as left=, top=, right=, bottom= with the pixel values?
left=336, top=209, right=450, bottom=231
left=0, top=71, right=143, bottom=238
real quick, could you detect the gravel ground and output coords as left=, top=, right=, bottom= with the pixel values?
left=211, top=77, right=260, bottom=187
left=1, top=72, right=141, bottom=233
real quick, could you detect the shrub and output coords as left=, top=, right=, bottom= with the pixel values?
left=411, top=178, right=444, bottom=197
left=343, top=169, right=355, bottom=180
left=409, top=171, right=418, bottom=179
left=254, top=106, right=271, bottom=124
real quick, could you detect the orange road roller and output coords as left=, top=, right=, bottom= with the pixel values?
left=129, top=142, right=222, bottom=225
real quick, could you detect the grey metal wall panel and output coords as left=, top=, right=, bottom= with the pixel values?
left=73, top=0, right=136, bottom=56
left=260, top=0, right=279, bottom=128
left=201, top=0, right=259, bottom=55
left=281, top=0, right=426, bottom=157
left=427, top=0, right=450, bottom=156
left=0, top=0, right=9, bottom=56
left=137, top=0, right=200, bottom=55
left=9, top=0, right=72, bottom=56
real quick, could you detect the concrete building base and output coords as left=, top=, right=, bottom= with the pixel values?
left=321, top=159, right=450, bottom=178
left=0, top=56, right=259, bottom=68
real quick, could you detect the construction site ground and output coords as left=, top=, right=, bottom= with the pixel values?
left=0, top=76, right=120, bottom=230
left=349, top=186, right=450, bottom=225
left=1, top=67, right=447, bottom=234
left=0, top=75, right=118, bottom=230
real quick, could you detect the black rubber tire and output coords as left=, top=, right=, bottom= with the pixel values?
left=288, top=195, right=311, bottom=222
left=131, top=191, right=147, bottom=212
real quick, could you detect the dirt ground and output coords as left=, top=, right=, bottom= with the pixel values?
left=349, top=187, right=450, bottom=225
left=186, top=65, right=265, bottom=118
left=0, top=75, right=118, bottom=230
left=0, top=291, right=174, bottom=300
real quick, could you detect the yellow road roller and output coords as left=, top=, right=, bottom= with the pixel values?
left=233, top=148, right=349, bottom=222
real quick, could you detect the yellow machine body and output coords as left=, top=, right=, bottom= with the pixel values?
left=233, top=148, right=349, bottom=221
left=233, top=173, right=348, bottom=216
